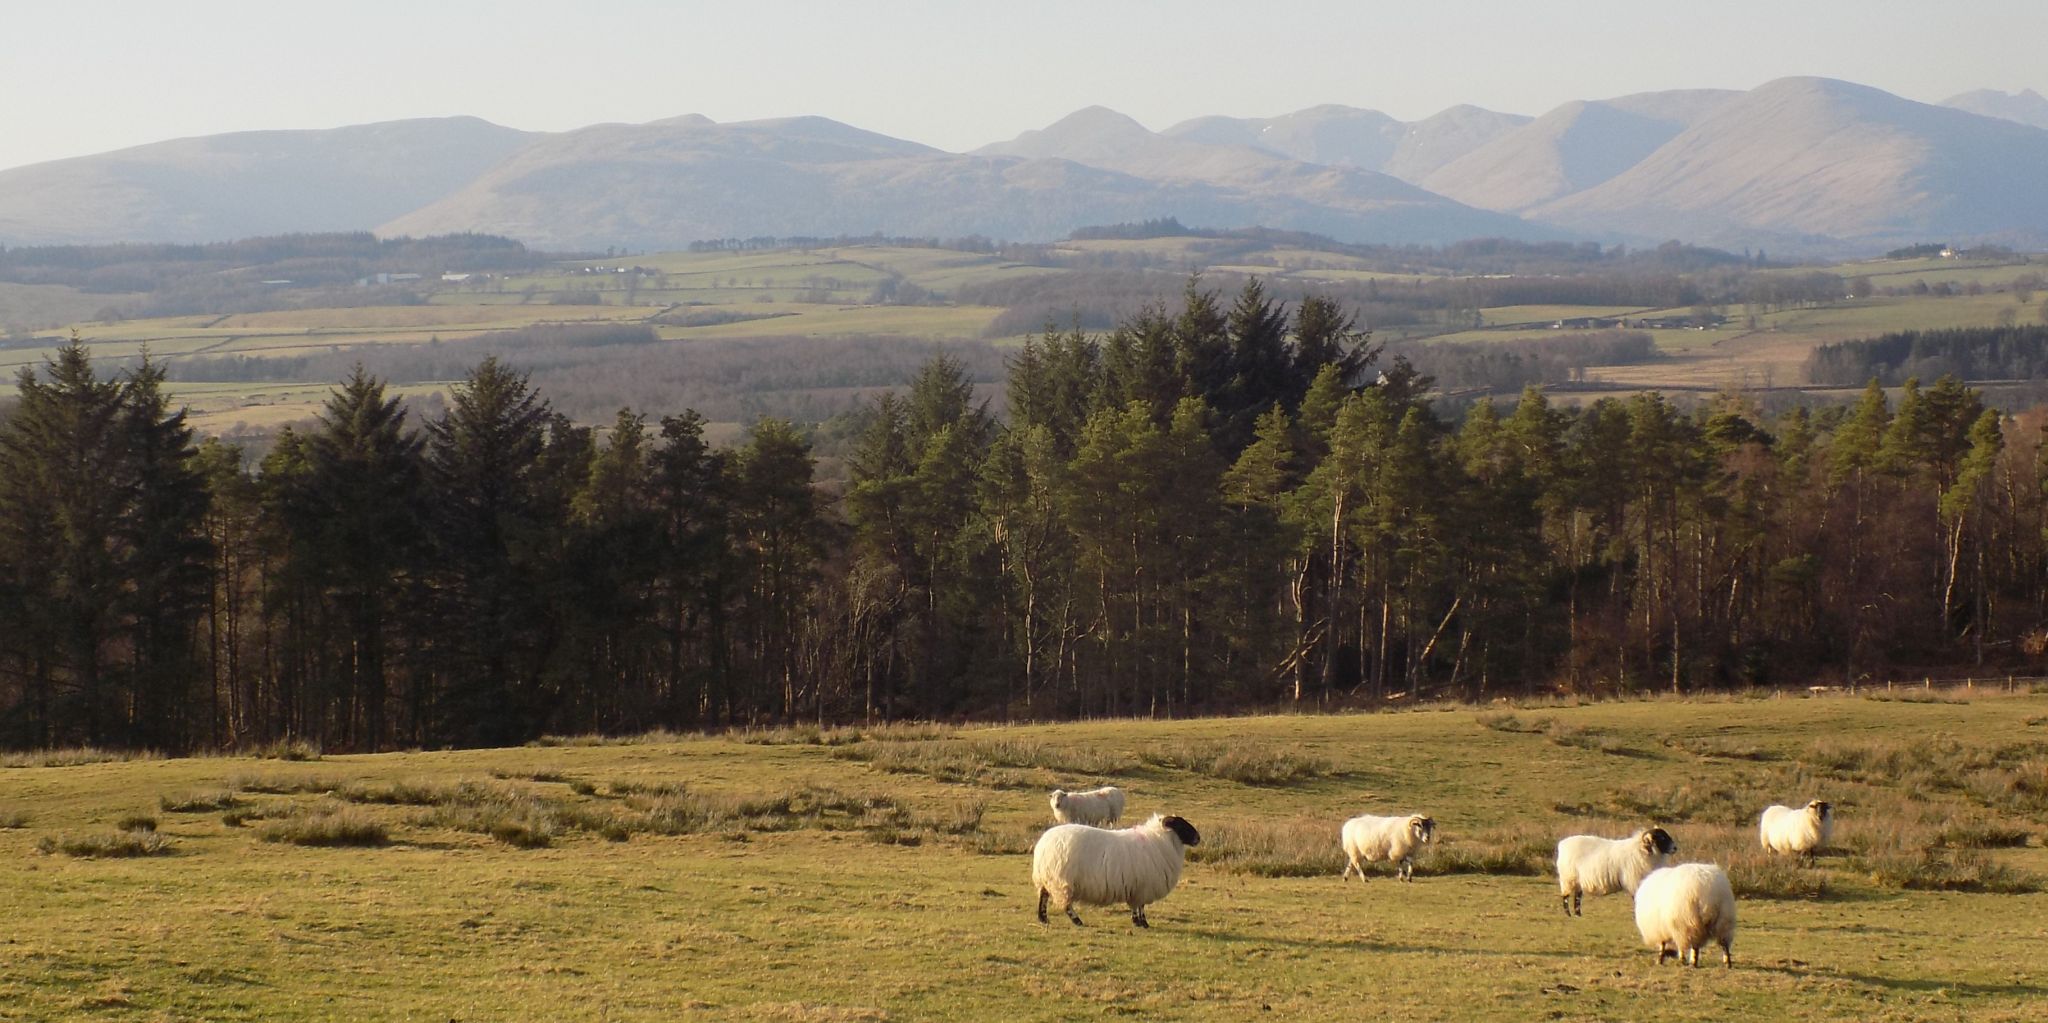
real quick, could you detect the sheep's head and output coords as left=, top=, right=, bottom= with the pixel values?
left=1049, top=790, right=1067, bottom=811
left=1808, top=800, right=1832, bottom=820
left=1160, top=815, right=1201, bottom=847
left=1642, top=827, right=1678, bottom=856
left=1410, top=816, right=1437, bottom=844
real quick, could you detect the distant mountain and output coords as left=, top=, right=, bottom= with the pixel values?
left=1158, top=103, right=1530, bottom=182
left=388, top=112, right=1549, bottom=248
left=6, top=77, right=2048, bottom=254
left=1943, top=88, right=2048, bottom=130
left=0, top=117, right=533, bottom=245
left=1532, top=77, right=2048, bottom=249
left=1421, top=91, right=1739, bottom=212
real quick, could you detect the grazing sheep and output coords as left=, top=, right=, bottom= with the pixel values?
left=1049, top=785, right=1126, bottom=827
left=1033, top=814, right=1201, bottom=928
left=1634, top=863, right=1736, bottom=967
left=1340, top=813, right=1436, bottom=882
left=1759, top=800, right=1833, bottom=860
left=1556, top=827, right=1678, bottom=917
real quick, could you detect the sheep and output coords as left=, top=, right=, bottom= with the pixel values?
left=1340, top=813, right=1436, bottom=882
left=1556, top=827, right=1678, bottom=917
left=1033, top=814, right=1201, bottom=928
left=1048, top=785, right=1126, bottom=827
left=1634, top=863, right=1736, bottom=968
left=1759, top=800, right=1833, bottom=860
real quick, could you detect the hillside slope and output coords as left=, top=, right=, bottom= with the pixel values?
left=0, top=117, right=535, bottom=245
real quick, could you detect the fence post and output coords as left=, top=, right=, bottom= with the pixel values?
left=1924, top=676, right=1932, bottom=691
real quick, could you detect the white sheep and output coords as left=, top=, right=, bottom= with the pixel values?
left=1759, top=800, right=1833, bottom=860
left=1033, top=814, right=1201, bottom=927
left=1634, top=863, right=1737, bottom=967
left=1556, top=827, right=1678, bottom=917
left=1340, top=813, right=1436, bottom=882
left=1048, top=785, right=1126, bottom=827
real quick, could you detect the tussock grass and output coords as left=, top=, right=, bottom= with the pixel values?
left=1667, top=735, right=1780, bottom=761
left=0, top=808, right=27, bottom=828
left=735, top=722, right=955, bottom=746
left=967, top=738, right=1137, bottom=777
left=115, top=814, right=157, bottom=833
left=1420, top=826, right=1556, bottom=878
left=159, top=789, right=238, bottom=813
left=258, top=806, right=389, bottom=847
left=226, top=772, right=342, bottom=795
left=1, top=746, right=160, bottom=768
left=249, top=738, right=322, bottom=761
left=1475, top=711, right=1650, bottom=756
left=1189, top=817, right=1344, bottom=877
left=488, top=768, right=572, bottom=783
left=38, top=831, right=173, bottom=858
left=528, top=729, right=689, bottom=748
left=832, top=741, right=1033, bottom=788
left=1138, top=740, right=1331, bottom=786
left=1555, top=780, right=1755, bottom=826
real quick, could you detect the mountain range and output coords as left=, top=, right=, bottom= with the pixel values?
left=4, top=77, right=2047, bottom=254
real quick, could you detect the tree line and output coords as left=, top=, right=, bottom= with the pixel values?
left=3, top=278, right=2044, bottom=752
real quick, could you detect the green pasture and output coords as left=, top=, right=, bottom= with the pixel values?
left=4, top=693, right=2046, bottom=1021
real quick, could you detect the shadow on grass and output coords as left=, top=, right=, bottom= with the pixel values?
left=1753, top=963, right=2048, bottom=999
left=1172, top=925, right=1586, bottom=960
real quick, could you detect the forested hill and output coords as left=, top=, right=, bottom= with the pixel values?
left=1, top=279, right=2038, bottom=754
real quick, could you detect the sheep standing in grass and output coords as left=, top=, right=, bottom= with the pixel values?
left=1556, top=827, right=1678, bottom=917
left=1033, top=814, right=1201, bottom=928
left=1340, top=813, right=1436, bottom=882
left=1048, top=786, right=1125, bottom=826
left=1759, top=800, right=1833, bottom=860
left=1634, top=863, right=1736, bottom=967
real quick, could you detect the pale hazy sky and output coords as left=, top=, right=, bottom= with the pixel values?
left=6, top=0, right=2042, bottom=171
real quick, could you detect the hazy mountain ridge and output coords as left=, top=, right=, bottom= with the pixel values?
left=1943, top=88, right=2048, bottom=129
left=4, top=77, right=2047, bottom=253
left=387, top=112, right=1544, bottom=249
left=1531, top=77, right=2048, bottom=249
left=0, top=117, right=535, bottom=246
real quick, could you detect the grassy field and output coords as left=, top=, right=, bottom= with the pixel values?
left=4, top=692, right=2047, bottom=1021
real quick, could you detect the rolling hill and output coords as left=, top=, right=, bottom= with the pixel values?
left=1530, top=77, right=2048, bottom=250
left=0, top=117, right=534, bottom=245
left=384, top=111, right=1549, bottom=249
left=1418, top=90, right=1739, bottom=212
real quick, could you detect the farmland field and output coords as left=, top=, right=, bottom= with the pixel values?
left=1, top=242, right=2043, bottom=436
left=5, top=693, right=2047, bottom=1021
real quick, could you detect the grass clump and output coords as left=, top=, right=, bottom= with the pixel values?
left=488, top=768, right=571, bottom=783
left=1139, top=741, right=1331, bottom=786
left=160, top=789, right=238, bottom=813
left=250, top=738, right=322, bottom=761
left=1860, top=847, right=2039, bottom=893
left=259, top=806, right=389, bottom=847
left=1418, top=826, right=1555, bottom=878
left=1189, top=817, right=1343, bottom=877
left=0, top=808, right=27, bottom=828
left=1934, top=816, right=2033, bottom=849
left=1, top=746, right=160, bottom=769
left=966, top=738, right=1137, bottom=777
left=38, top=831, right=174, bottom=858
left=115, top=814, right=158, bottom=833
left=226, top=772, right=341, bottom=795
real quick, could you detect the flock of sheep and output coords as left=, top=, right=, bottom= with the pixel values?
left=1032, top=784, right=1838, bottom=968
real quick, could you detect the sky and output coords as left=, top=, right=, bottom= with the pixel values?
left=5, top=0, right=2044, bottom=171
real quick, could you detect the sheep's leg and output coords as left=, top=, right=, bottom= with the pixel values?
left=1342, top=855, right=1358, bottom=881
left=1559, top=889, right=1573, bottom=917
left=1400, top=858, right=1414, bottom=882
left=1656, top=943, right=1676, bottom=965
left=1130, top=903, right=1148, bottom=928
left=1037, top=888, right=1050, bottom=924
left=1064, top=902, right=1084, bottom=927
left=1720, top=940, right=1733, bottom=969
